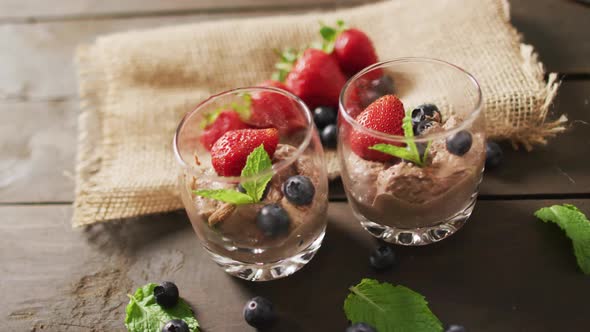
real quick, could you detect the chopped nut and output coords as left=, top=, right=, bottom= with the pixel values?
left=208, top=203, right=236, bottom=226
left=193, top=152, right=201, bottom=166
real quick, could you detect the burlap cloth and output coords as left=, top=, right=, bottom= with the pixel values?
left=73, top=0, right=565, bottom=226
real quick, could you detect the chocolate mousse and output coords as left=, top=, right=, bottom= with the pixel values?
left=183, top=144, right=328, bottom=263
left=343, top=116, right=485, bottom=230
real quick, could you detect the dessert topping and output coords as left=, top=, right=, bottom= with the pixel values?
left=282, top=175, right=316, bottom=206
left=211, top=128, right=278, bottom=177
left=445, top=130, right=472, bottom=156
left=256, top=204, right=291, bottom=237
left=350, top=95, right=405, bottom=161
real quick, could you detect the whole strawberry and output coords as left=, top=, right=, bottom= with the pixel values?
left=350, top=95, right=405, bottom=161
left=284, top=49, right=347, bottom=110
left=200, top=110, right=251, bottom=151
left=249, top=80, right=306, bottom=134
left=319, top=22, right=381, bottom=79
left=334, top=28, right=380, bottom=78
left=211, top=128, right=279, bottom=176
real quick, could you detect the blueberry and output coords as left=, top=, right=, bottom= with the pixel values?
left=256, top=204, right=290, bottom=236
left=154, top=282, right=179, bottom=308
left=369, top=245, right=397, bottom=271
left=445, top=324, right=467, bottom=332
left=321, top=124, right=338, bottom=148
left=346, top=322, right=377, bottom=332
left=485, top=141, right=503, bottom=169
left=238, top=182, right=269, bottom=200
left=411, top=104, right=442, bottom=124
left=282, top=175, right=315, bottom=206
left=243, top=296, right=276, bottom=328
left=414, top=120, right=435, bottom=136
left=313, top=106, right=337, bottom=129
left=446, top=130, right=472, bottom=156
left=161, top=319, right=189, bottom=332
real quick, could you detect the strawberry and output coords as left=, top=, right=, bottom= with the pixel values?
left=211, top=128, right=279, bottom=176
left=349, top=95, right=405, bottom=161
left=249, top=80, right=306, bottom=134
left=284, top=49, right=347, bottom=110
left=200, top=110, right=251, bottom=151
left=319, top=22, right=381, bottom=79
left=334, top=28, right=381, bottom=79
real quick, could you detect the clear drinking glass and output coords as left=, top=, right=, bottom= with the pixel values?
left=338, top=58, right=485, bottom=246
left=174, top=87, right=328, bottom=281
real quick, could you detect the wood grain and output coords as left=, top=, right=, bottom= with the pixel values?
left=510, top=0, right=590, bottom=73
left=0, top=99, right=77, bottom=202
left=2, top=201, right=590, bottom=331
left=0, top=0, right=368, bottom=21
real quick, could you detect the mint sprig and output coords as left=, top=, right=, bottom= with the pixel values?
left=344, top=279, right=443, bottom=332
left=193, top=145, right=273, bottom=205
left=369, top=109, right=431, bottom=167
left=534, top=204, right=590, bottom=274
left=125, top=283, right=199, bottom=332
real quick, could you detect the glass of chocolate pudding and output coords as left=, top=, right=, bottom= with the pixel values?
left=174, top=87, right=328, bottom=280
left=338, top=58, right=485, bottom=245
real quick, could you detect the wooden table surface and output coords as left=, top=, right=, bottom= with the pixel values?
left=1, top=0, right=589, bottom=331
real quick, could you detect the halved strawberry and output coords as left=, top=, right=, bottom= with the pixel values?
left=211, top=128, right=279, bottom=176
left=249, top=80, right=306, bottom=134
left=200, top=110, right=251, bottom=151
left=284, top=49, right=347, bottom=109
left=350, top=95, right=405, bottom=161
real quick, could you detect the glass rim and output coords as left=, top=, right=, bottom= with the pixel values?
left=173, top=86, right=314, bottom=183
left=338, top=57, right=483, bottom=143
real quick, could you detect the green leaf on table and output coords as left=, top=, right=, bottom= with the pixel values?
left=125, top=283, right=199, bottom=332
left=344, top=279, right=443, bottom=332
left=193, top=189, right=254, bottom=205
left=368, top=109, right=432, bottom=166
left=534, top=204, right=590, bottom=275
left=240, top=144, right=273, bottom=202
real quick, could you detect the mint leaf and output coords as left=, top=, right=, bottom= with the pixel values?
left=368, top=109, right=433, bottom=166
left=240, top=145, right=273, bottom=202
left=369, top=144, right=421, bottom=164
left=125, top=283, right=199, bottom=332
left=534, top=204, right=590, bottom=274
left=193, top=189, right=254, bottom=205
left=344, top=279, right=443, bottom=332
left=193, top=145, right=273, bottom=204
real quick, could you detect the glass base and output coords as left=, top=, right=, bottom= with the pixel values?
left=358, top=196, right=477, bottom=246
left=205, top=231, right=325, bottom=281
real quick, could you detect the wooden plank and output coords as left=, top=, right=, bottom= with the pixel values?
left=0, top=12, right=279, bottom=100
left=0, top=99, right=77, bottom=202
left=2, top=200, right=590, bottom=331
left=480, top=81, right=590, bottom=196
left=510, top=0, right=590, bottom=73
left=0, top=0, right=367, bottom=21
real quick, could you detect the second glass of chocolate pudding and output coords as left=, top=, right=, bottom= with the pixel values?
left=174, top=87, right=328, bottom=281
left=338, top=58, right=485, bottom=246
